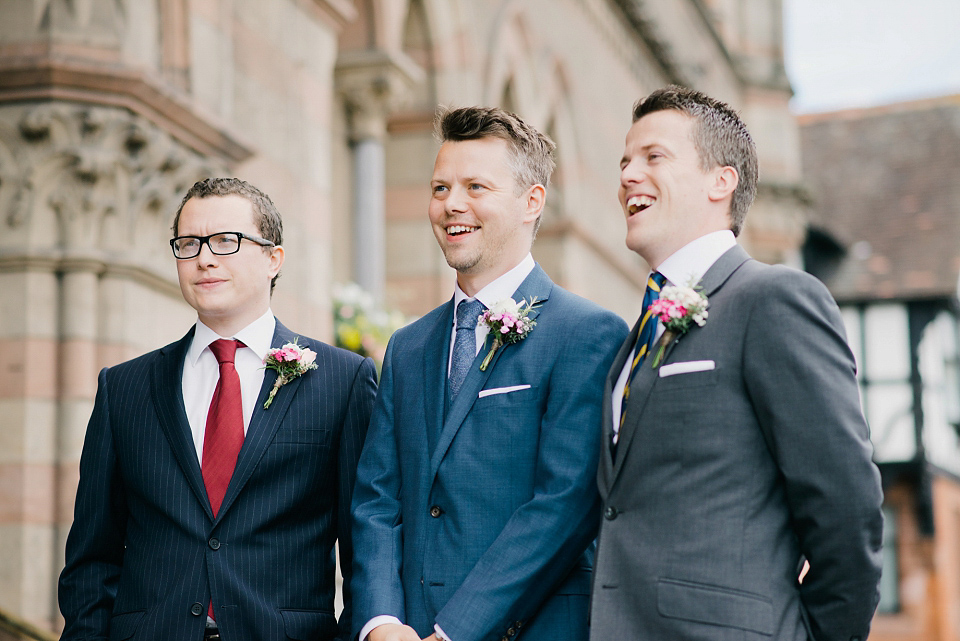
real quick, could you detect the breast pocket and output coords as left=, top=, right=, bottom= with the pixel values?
left=476, top=384, right=536, bottom=404
left=654, top=366, right=720, bottom=392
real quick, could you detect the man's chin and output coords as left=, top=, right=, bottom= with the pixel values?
left=441, top=249, right=481, bottom=274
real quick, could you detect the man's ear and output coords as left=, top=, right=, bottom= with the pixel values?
left=523, top=184, right=546, bottom=224
left=268, top=245, right=285, bottom=278
left=708, top=166, right=738, bottom=203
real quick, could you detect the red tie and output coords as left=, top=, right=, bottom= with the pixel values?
left=203, top=339, right=244, bottom=621
left=202, top=339, right=245, bottom=518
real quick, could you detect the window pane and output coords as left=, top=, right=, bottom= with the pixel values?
left=865, top=383, right=916, bottom=462
left=864, top=304, right=910, bottom=381
left=920, top=312, right=960, bottom=477
left=877, top=504, right=899, bottom=613
left=840, top=306, right=863, bottom=379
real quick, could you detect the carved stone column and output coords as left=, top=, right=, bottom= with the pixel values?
left=336, top=49, right=423, bottom=303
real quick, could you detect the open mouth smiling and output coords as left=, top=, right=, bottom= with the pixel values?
left=447, top=224, right=479, bottom=237
left=626, top=195, right=655, bottom=215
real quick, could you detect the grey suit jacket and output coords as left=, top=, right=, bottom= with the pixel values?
left=591, top=245, right=883, bottom=641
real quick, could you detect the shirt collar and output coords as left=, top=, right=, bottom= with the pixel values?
left=453, top=253, right=536, bottom=316
left=656, top=230, right=736, bottom=287
left=187, top=309, right=277, bottom=365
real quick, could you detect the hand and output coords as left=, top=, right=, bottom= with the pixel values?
left=422, top=635, right=439, bottom=641
left=369, top=624, right=421, bottom=641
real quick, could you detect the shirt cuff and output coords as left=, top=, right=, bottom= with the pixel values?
left=360, top=615, right=404, bottom=641
left=435, top=623, right=452, bottom=641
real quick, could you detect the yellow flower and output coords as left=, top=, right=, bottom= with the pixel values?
left=338, top=326, right=364, bottom=352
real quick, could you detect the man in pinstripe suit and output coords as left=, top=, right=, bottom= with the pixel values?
left=59, top=178, right=377, bottom=641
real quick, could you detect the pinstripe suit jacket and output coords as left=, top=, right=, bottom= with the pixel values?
left=59, top=320, right=377, bottom=641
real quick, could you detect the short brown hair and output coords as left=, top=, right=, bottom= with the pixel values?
left=172, top=177, right=283, bottom=291
left=633, top=85, right=758, bottom=236
left=436, top=106, right=556, bottom=233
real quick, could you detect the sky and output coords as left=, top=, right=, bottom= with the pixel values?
left=783, top=0, right=960, bottom=114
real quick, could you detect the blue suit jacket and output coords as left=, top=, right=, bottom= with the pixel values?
left=59, top=320, right=377, bottom=641
left=351, top=265, right=628, bottom=641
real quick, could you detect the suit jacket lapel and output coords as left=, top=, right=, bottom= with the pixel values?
left=598, top=316, right=642, bottom=493
left=152, top=327, right=214, bottom=521
left=429, top=265, right=553, bottom=479
left=423, top=302, right=454, bottom=456
left=215, top=320, right=305, bottom=522
left=611, top=245, right=752, bottom=484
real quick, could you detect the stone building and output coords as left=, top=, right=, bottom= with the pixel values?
left=801, top=95, right=960, bottom=641
left=0, top=0, right=802, bottom=634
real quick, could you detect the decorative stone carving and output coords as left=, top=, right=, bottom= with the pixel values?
left=0, top=102, right=224, bottom=274
left=336, top=49, right=426, bottom=141
left=35, top=0, right=127, bottom=47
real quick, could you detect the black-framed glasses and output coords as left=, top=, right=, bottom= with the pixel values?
left=170, top=232, right=276, bottom=259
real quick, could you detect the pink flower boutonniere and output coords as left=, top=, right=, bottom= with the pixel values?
left=648, top=283, right=709, bottom=367
left=262, top=339, right=318, bottom=409
left=478, top=297, right=539, bottom=371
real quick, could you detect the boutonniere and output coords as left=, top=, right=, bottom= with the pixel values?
left=478, top=297, right=539, bottom=371
left=648, top=282, right=708, bottom=367
left=262, top=338, right=318, bottom=408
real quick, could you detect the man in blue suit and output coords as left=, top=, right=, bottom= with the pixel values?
left=59, top=178, right=377, bottom=641
left=351, top=107, right=628, bottom=641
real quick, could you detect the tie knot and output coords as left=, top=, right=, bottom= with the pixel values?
left=209, top=339, right=243, bottom=365
left=456, top=299, right=484, bottom=331
left=649, top=271, right=667, bottom=291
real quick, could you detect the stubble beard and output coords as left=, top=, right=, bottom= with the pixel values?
left=441, top=243, right=482, bottom=274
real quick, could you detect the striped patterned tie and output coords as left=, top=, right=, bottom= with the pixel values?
left=619, top=272, right=667, bottom=429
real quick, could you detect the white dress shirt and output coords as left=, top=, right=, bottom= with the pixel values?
left=448, top=252, right=536, bottom=373
left=361, top=253, right=536, bottom=641
left=181, top=309, right=276, bottom=461
left=611, top=231, right=737, bottom=439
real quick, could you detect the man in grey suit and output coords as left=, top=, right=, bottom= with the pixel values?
left=591, top=86, right=884, bottom=641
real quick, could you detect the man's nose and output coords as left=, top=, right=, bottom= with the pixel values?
left=445, top=186, right=469, bottom=213
left=196, top=240, right=220, bottom=266
left=620, top=160, right=645, bottom=187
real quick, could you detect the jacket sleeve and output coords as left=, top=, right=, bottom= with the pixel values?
left=743, top=268, right=884, bottom=641
left=349, top=338, right=407, bottom=640
left=336, top=355, right=378, bottom=641
left=434, top=309, right=629, bottom=641
left=59, top=367, right=128, bottom=641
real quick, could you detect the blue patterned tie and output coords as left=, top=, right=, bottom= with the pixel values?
left=620, top=272, right=667, bottom=428
left=449, top=299, right=484, bottom=397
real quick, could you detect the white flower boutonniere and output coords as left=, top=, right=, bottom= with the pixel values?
left=478, top=297, right=539, bottom=371
left=262, top=338, right=318, bottom=408
left=648, top=283, right=708, bottom=367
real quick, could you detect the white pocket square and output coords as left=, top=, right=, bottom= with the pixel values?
left=478, top=384, right=531, bottom=398
left=658, top=360, right=716, bottom=378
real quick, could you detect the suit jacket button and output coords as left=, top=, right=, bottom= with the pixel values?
left=501, top=637, right=508, bottom=641
left=604, top=506, right=619, bottom=520
left=430, top=506, right=443, bottom=518
left=507, top=628, right=515, bottom=636
left=190, top=602, right=203, bottom=616
left=209, top=538, right=220, bottom=550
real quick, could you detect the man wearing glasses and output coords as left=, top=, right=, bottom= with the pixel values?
left=59, top=178, right=377, bottom=641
